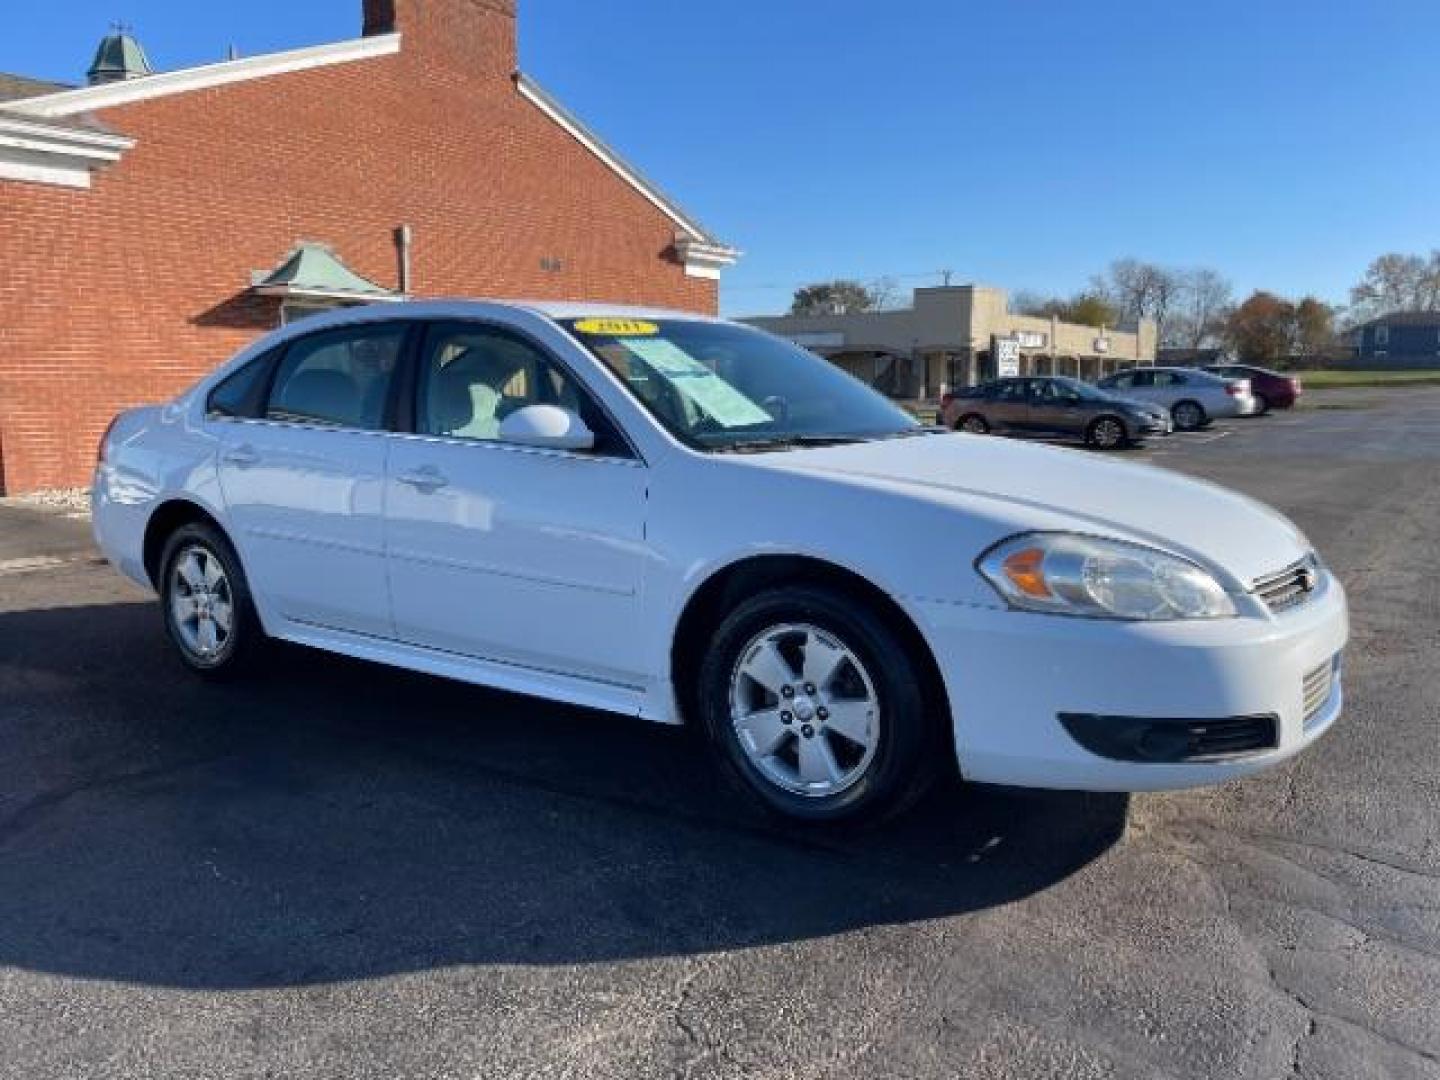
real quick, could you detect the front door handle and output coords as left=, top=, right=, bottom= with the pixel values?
left=222, top=444, right=260, bottom=468
left=396, top=466, right=448, bottom=493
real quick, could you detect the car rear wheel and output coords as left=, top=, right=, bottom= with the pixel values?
left=1171, top=399, right=1207, bottom=431
left=159, top=522, right=263, bottom=679
left=1253, top=393, right=1271, bottom=415
left=698, top=585, right=941, bottom=824
left=1086, top=416, right=1128, bottom=450
left=957, top=414, right=989, bottom=434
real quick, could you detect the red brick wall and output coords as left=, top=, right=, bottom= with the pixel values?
left=0, top=0, right=717, bottom=493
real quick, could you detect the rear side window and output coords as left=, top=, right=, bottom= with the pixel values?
left=1154, top=371, right=1187, bottom=387
left=207, top=350, right=278, bottom=418
left=266, top=325, right=407, bottom=430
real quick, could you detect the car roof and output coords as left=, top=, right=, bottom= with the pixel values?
left=270, top=298, right=730, bottom=332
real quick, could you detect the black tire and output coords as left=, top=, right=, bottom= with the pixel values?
left=1253, top=393, right=1271, bottom=416
left=158, top=521, right=264, bottom=680
left=1171, top=399, right=1207, bottom=432
left=697, top=585, right=943, bottom=824
left=956, top=413, right=990, bottom=435
left=1086, top=415, right=1129, bottom=450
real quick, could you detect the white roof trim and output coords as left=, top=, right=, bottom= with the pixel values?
left=0, top=114, right=134, bottom=188
left=515, top=72, right=723, bottom=248
left=674, top=235, right=740, bottom=280
left=253, top=284, right=406, bottom=303
left=7, top=33, right=401, bottom=118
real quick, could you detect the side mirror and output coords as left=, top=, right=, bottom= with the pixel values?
left=497, top=404, right=595, bottom=452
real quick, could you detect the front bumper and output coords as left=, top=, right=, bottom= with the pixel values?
left=1133, top=413, right=1173, bottom=436
left=912, top=571, right=1348, bottom=791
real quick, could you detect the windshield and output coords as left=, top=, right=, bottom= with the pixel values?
left=564, top=318, right=920, bottom=450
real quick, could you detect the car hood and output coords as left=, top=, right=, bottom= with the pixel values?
left=749, top=434, right=1309, bottom=586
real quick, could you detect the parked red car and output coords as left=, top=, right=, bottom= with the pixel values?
left=1202, top=364, right=1302, bottom=413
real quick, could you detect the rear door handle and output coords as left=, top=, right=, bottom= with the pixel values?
left=396, top=466, right=448, bottom=493
left=222, top=445, right=260, bottom=468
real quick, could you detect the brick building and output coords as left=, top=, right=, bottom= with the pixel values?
left=0, top=0, right=737, bottom=493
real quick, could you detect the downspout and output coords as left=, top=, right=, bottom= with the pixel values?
left=394, top=225, right=413, bottom=296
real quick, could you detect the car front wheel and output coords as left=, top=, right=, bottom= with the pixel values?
left=159, top=522, right=262, bottom=678
left=1172, top=400, right=1207, bottom=431
left=698, top=585, right=941, bottom=823
left=1087, top=416, right=1128, bottom=450
left=957, top=414, right=989, bottom=434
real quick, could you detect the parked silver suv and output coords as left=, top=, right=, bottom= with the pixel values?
left=1097, top=366, right=1256, bottom=431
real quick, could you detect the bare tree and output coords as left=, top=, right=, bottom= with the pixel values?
left=1348, top=252, right=1440, bottom=322
left=1100, top=258, right=1184, bottom=344
left=866, top=276, right=903, bottom=311
left=1174, top=268, right=1234, bottom=349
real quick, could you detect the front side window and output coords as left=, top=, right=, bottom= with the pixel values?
left=417, top=324, right=628, bottom=456
left=266, top=324, right=407, bottom=430
left=566, top=319, right=918, bottom=450
left=994, top=380, right=1028, bottom=402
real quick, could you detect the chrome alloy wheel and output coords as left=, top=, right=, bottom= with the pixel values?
left=1173, top=401, right=1204, bottom=430
left=728, top=623, right=880, bottom=798
left=1092, top=417, right=1125, bottom=448
left=169, top=544, right=235, bottom=661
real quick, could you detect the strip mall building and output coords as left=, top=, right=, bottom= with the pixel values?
left=0, top=0, right=737, bottom=493
left=748, top=285, right=1157, bottom=401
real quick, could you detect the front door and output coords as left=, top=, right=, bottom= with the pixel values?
left=215, top=321, right=408, bottom=638
left=384, top=321, right=650, bottom=689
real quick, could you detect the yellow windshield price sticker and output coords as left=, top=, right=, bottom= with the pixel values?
left=573, top=318, right=659, bottom=337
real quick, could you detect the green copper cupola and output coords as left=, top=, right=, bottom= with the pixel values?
left=87, top=24, right=153, bottom=85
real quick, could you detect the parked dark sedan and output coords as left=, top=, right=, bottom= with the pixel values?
left=941, top=376, right=1172, bottom=449
left=1202, top=363, right=1302, bottom=412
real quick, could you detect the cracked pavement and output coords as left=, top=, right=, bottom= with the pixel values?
left=0, top=386, right=1437, bottom=1078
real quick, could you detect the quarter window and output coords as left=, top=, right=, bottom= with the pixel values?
left=266, top=325, right=407, bottom=430
left=417, top=324, right=628, bottom=456
left=207, top=349, right=278, bottom=419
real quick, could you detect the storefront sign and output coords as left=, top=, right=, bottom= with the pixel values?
left=1015, top=330, right=1047, bottom=349
left=1094, top=337, right=1111, bottom=353
left=995, top=336, right=1022, bottom=377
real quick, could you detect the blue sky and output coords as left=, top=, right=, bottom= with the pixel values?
left=6, top=1, right=1438, bottom=315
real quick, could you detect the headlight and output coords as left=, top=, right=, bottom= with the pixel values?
left=977, top=533, right=1237, bottom=620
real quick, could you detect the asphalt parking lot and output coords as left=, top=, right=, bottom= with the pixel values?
left=1, top=386, right=1437, bottom=1080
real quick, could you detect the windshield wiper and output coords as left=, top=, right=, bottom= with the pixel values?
left=710, top=434, right=873, bottom=454
left=883, top=425, right=948, bottom=439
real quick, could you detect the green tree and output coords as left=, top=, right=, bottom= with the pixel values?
left=1065, top=292, right=1119, bottom=328
left=1293, top=297, right=1335, bottom=356
left=1225, top=291, right=1296, bottom=363
left=789, top=280, right=879, bottom=316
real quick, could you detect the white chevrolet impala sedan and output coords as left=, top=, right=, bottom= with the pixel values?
left=94, top=301, right=1348, bottom=822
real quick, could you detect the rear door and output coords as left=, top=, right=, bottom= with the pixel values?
left=214, top=320, right=411, bottom=638
left=987, top=378, right=1031, bottom=429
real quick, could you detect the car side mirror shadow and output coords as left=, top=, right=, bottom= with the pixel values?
left=497, top=404, right=595, bottom=452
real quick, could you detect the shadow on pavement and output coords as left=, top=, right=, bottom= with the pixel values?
left=0, top=599, right=1128, bottom=989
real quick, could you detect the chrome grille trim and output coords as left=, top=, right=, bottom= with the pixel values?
left=1302, top=657, right=1336, bottom=728
left=1253, top=556, right=1320, bottom=613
